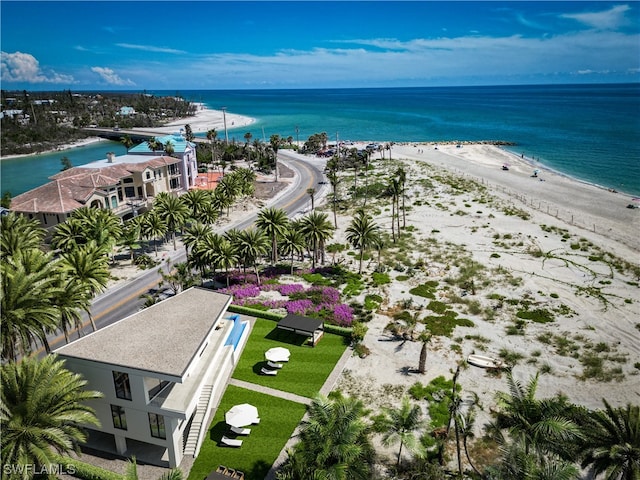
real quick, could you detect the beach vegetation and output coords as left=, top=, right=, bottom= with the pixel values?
left=516, top=307, right=555, bottom=323
left=371, top=271, right=391, bottom=286
left=498, top=348, right=525, bottom=366
left=409, top=281, right=439, bottom=299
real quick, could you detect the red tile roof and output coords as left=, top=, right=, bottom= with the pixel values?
left=11, top=156, right=180, bottom=214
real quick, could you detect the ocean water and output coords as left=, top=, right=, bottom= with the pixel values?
left=2, top=84, right=639, bottom=197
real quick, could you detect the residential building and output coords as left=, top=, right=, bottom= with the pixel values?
left=128, top=133, right=198, bottom=191
left=54, top=287, right=249, bottom=468
left=10, top=152, right=183, bottom=229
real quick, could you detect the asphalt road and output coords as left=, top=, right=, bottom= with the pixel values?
left=44, top=151, right=327, bottom=353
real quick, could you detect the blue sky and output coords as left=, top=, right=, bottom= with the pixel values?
left=1, top=1, right=639, bottom=90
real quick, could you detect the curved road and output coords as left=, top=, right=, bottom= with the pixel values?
left=45, top=151, right=327, bottom=352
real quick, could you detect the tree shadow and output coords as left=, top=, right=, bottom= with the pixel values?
left=398, top=366, right=420, bottom=376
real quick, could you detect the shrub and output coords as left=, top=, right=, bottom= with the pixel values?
left=364, top=294, right=383, bottom=311
left=409, top=281, right=439, bottom=299
left=516, top=308, right=555, bottom=323
left=227, top=304, right=284, bottom=321
left=371, top=272, right=391, bottom=286
left=427, top=301, right=449, bottom=314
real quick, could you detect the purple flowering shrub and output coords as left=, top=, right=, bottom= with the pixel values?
left=221, top=280, right=353, bottom=326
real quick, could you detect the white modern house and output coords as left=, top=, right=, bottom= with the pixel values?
left=55, top=287, right=250, bottom=468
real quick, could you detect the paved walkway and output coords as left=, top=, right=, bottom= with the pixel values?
left=228, top=379, right=312, bottom=405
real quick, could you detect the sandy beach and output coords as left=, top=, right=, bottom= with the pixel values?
left=90, top=140, right=640, bottom=476
left=134, top=103, right=255, bottom=136
left=317, top=141, right=640, bottom=426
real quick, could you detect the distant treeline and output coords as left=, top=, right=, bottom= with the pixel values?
left=0, top=90, right=196, bottom=156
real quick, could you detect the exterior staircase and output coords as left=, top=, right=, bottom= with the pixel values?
left=183, top=385, right=213, bottom=457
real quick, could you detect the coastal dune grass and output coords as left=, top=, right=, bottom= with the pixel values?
left=188, top=385, right=307, bottom=480
left=232, top=318, right=348, bottom=398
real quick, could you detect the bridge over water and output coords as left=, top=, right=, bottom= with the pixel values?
left=82, top=127, right=210, bottom=145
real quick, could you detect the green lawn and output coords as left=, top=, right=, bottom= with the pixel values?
left=187, top=385, right=307, bottom=480
left=232, top=318, right=349, bottom=398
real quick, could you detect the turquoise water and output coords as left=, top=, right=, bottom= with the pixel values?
left=1, top=141, right=127, bottom=197
left=3, top=84, right=639, bottom=196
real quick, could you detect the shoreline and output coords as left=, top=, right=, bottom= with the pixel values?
left=0, top=137, right=109, bottom=162
left=0, top=104, right=257, bottom=162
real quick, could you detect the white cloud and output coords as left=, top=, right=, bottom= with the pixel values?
left=90, top=66, right=135, bottom=86
left=116, top=43, right=186, bottom=54
left=101, top=27, right=640, bottom=88
left=561, top=4, right=631, bottom=30
left=0, top=51, right=75, bottom=84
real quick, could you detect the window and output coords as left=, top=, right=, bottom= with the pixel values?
left=149, top=413, right=166, bottom=439
left=111, top=405, right=127, bottom=430
left=124, top=186, right=135, bottom=198
left=113, top=371, right=132, bottom=400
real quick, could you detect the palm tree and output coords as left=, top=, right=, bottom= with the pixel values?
left=377, top=396, right=425, bottom=466
left=579, top=399, right=640, bottom=480
left=299, top=211, right=334, bottom=269
left=306, top=188, right=316, bottom=210
left=182, top=222, right=210, bottom=262
left=60, top=242, right=110, bottom=332
left=213, top=238, right=238, bottom=287
left=277, top=393, right=374, bottom=480
left=385, top=178, right=401, bottom=243
left=345, top=209, right=381, bottom=274
left=206, top=128, right=218, bottom=167
left=1, top=355, right=102, bottom=474
left=181, top=189, right=209, bottom=222
left=488, top=440, right=580, bottom=480
left=488, top=370, right=582, bottom=458
left=256, top=207, right=289, bottom=265
left=147, top=136, right=162, bottom=154
left=270, top=134, right=281, bottom=182
left=51, top=218, right=85, bottom=253
left=52, top=276, right=88, bottom=344
left=140, top=211, right=168, bottom=256
left=280, top=228, right=306, bottom=275
left=326, top=169, right=340, bottom=228
left=1, top=249, right=61, bottom=360
left=417, top=331, right=432, bottom=374
left=153, top=193, right=188, bottom=250
left=395, top=166, right=407, bottom=228
left=119, top=222, right=142, bottom=262
left=121, top=134, right=134, bottom=152
left=163, top=140, right=175, bottom=157
left=235, top=228, right=268, bottom=285
left=1, top=212, right=46, bottom=259
left=236, top=167, right=257, bottom=198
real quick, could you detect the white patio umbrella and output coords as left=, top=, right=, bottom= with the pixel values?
left=225, top=403, right=259, bottom=428
left=265, top=347, right=290, bottom=362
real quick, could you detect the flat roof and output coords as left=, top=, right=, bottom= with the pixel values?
left=277, top=314, right=324, bottom=336
left=55, top=287, right=232, bottom=379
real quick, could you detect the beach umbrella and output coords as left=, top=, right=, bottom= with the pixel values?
left=225, top=404, right=259, bottom=428
left=265, top=347, right=290, bottom=362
